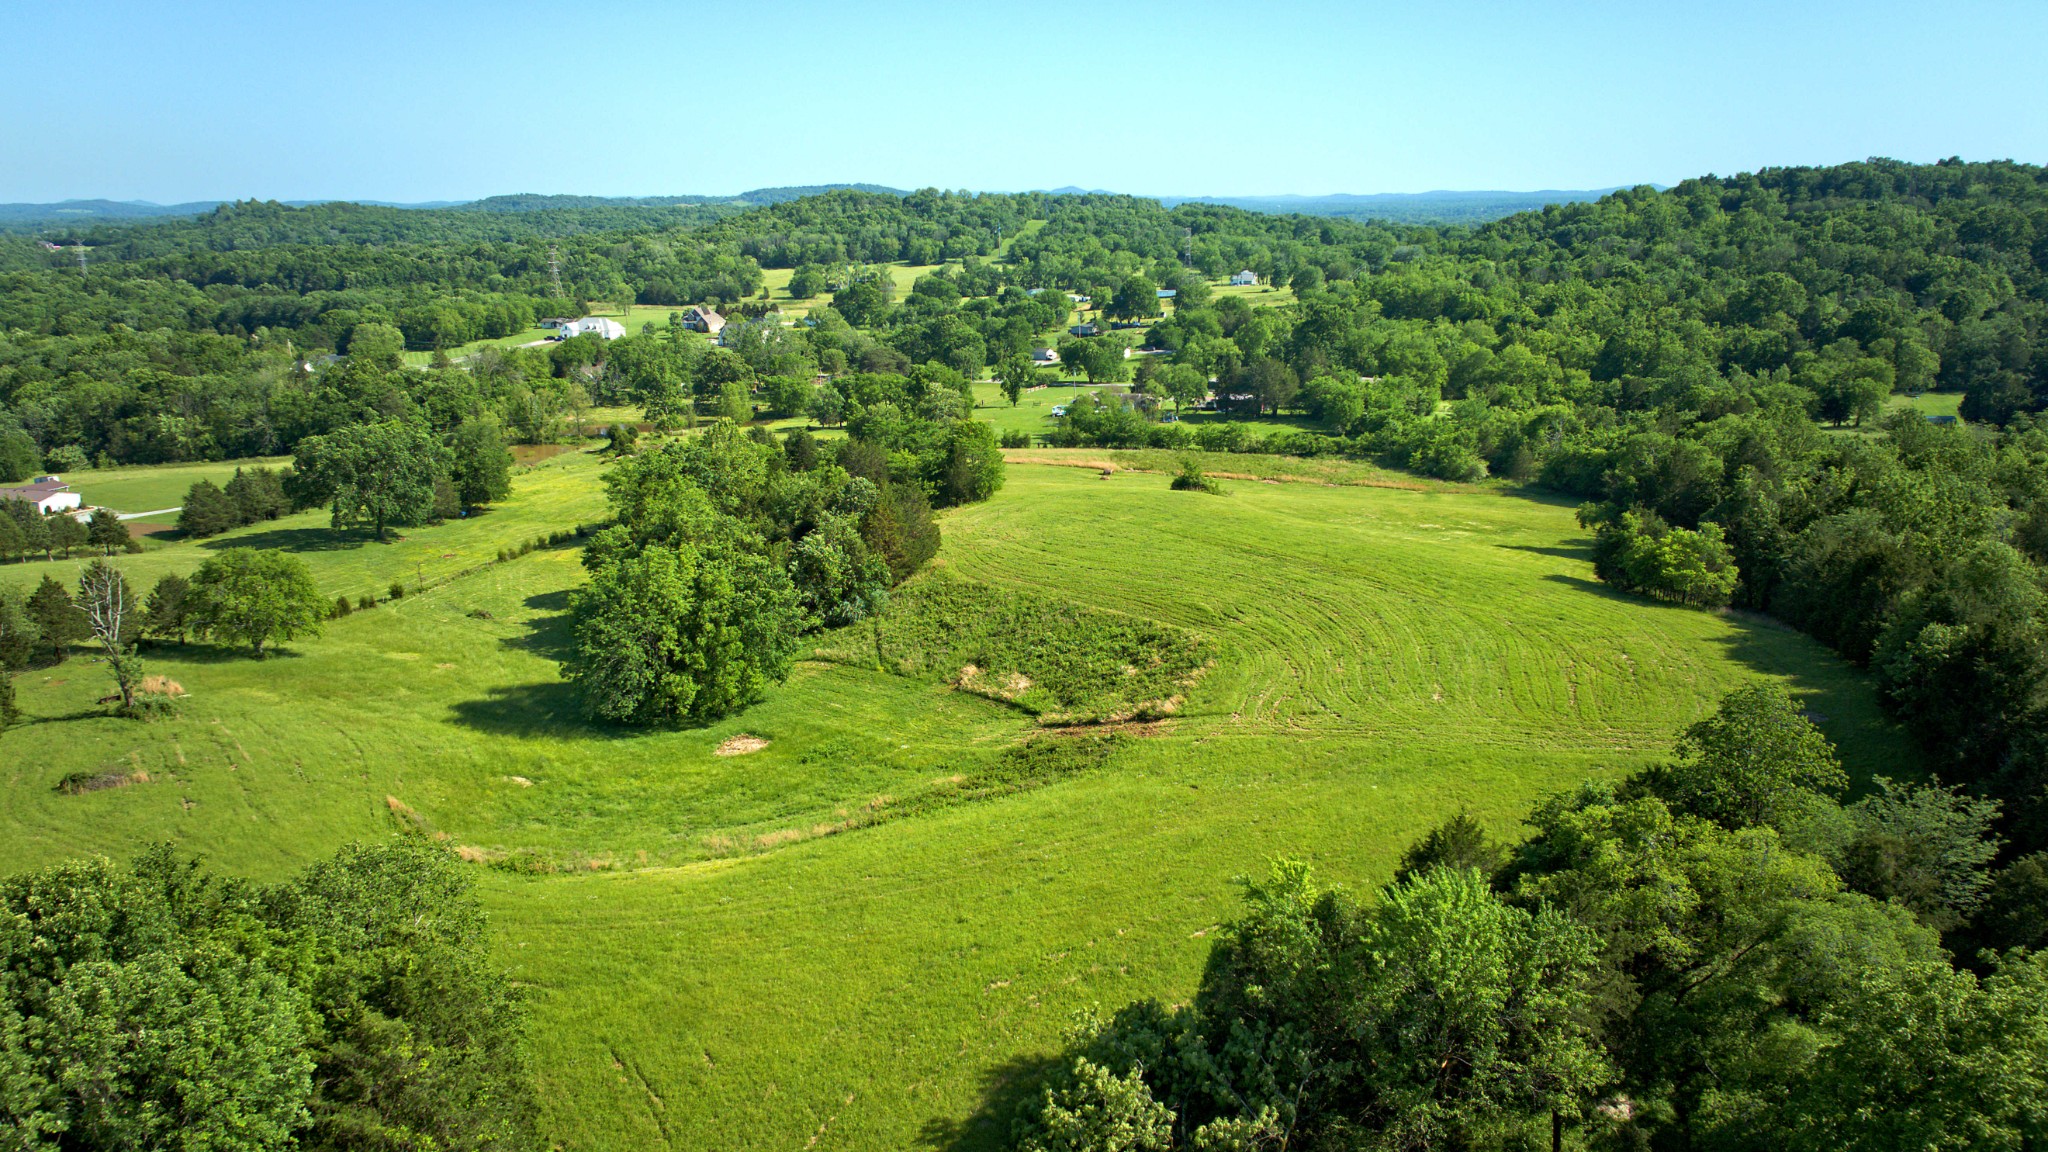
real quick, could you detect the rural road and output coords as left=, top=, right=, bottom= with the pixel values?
left=117, top=507, right=180, bottom=520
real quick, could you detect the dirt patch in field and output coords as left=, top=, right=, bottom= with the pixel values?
left=715, top=734, right=770, bottom=756
left=510, top=443, right=574, bottom=465
left=55, top=770, right=150, bottom=795
left=1001, top=451, right=1131, bottom=472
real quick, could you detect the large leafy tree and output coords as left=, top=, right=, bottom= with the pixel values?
left=189, top=547, right=327, bottom=657
left=445, top=419, right=513, bottom=511
left=1632, top=682, right=1847, bottom=831
left=566, top=539, right=804, bottom=725
left=291, top=420, right=445, bottom=540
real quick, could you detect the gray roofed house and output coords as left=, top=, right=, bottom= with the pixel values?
left=681, top=306, right=726, bottom=335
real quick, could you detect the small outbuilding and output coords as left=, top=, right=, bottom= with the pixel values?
left=1230, top=269, right=1258, bottom=286
left=1030, top=346, right=1059, bottom=364
left=1069, top=322, right=1099, bottom=337
left=0, top=476, right=83, bottom=515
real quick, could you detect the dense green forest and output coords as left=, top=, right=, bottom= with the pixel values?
left=4, top=157, right=2048, bottom=1148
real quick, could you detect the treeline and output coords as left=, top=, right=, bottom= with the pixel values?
left=1010, top=686, right=2048, bottom=1152
left=0, top=841, right=534, bottom=1149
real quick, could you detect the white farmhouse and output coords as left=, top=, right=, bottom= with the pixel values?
left=0, top=476, right=84, bottom=515
left=556, top=317, right=627, bottom=341
left=1230, top=269, right=1258, bottom=286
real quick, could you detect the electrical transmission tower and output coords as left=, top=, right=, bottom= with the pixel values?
left=1183, top=227, right=1193, bottom=268
left=76, top=246, right=88, bottom=277
left=547, top=246, right=564, bottom=297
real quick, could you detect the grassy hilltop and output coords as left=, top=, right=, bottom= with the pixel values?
left=0, top=447, right=1904, bottom=1150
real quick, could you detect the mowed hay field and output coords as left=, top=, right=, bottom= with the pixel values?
left=0, top=453, right=1913, bottom=1151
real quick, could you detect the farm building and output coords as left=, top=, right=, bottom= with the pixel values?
left=555, top=317, right=626, bottom=341
left=1156, top=288, right=1177, bottom=299
left=1030, top=347, right=1059, bottom=364
left=1070, top=322, right=1099, bottom=337
left=681, top=306, right=726, bottom=335
left=0, top=476, right=83, bottom=515
left=1230, top=269, right=1258, bottom=286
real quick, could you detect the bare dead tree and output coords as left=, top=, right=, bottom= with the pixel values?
left=76, top=560, right=142, bottom=713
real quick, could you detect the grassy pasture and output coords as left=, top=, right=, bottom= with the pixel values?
left=0, top=454, right=1912, bottom=1151
left=0, top=448, right=610, bottom=604
left=23, top=457, right=290, bottom=517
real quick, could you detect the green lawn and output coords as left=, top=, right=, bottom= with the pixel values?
left=30, top=457, right=290, bottom=516
left=0, top=453, right=1913, bottom=1151
left=0, top=448, right=611, bottom=605
left=1890, top=390, right=1964, bottom=420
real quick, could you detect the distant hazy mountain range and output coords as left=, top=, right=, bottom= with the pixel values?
left=0, top=184, right=1634, bottom=229
left=1156, top=188, right=1642, bottom=225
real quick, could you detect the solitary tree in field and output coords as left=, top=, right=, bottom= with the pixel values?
left=566, top=541, right=803, bottom=725
left=996, top=353, right=1036, bottom=406
left=189, top=547, right=326, bottom=658
left=77, top=559, right=143, bottom=712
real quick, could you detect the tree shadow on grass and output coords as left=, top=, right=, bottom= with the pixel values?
left=446, top=680, right=624, bottom=739
left=448, top=590, right=624, bottom=738
left=198, top=525, right=375, bottom=554
left=1533, top=572, right=1915, bottom=788
left=1540, top=571, right=1650, bottom=605
left=498, top=590, right=576, bottom=662
left=142, top=641, right=308, bottom=665
left=1499, top=540, right=1596, bottom=563
left=1703, top=611, right=1918, bottom=789
left=916, top=1051, right=1064, bottom=1151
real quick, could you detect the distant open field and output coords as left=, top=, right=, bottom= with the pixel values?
left=32, top=457, right=289, bottom=518
left=0, top=448, right=610, bottom=604
left=0, top=448, right=1912, bottom=1151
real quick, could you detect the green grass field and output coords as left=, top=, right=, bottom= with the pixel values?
left=27, top=457, right=290, bottom=517
left=0, top=447, right=1914, bottom=1151
left=0, top=448, right=611, bottom=605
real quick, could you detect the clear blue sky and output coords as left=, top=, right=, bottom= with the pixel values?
left=3, top=0, right=2044, bottom=203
